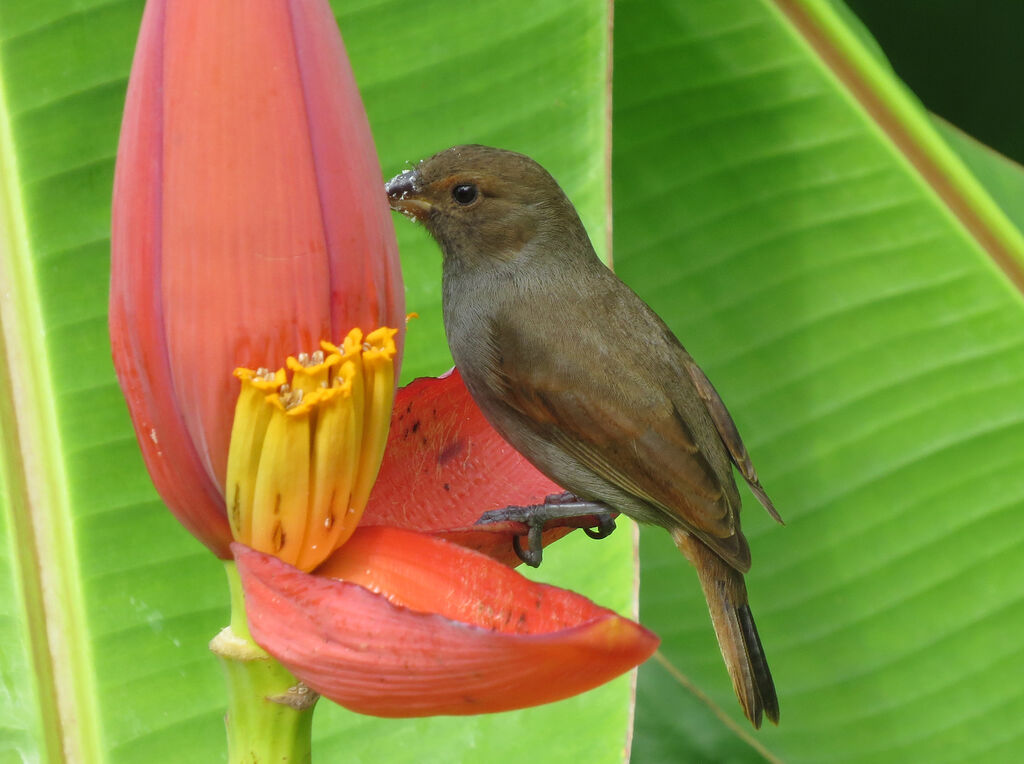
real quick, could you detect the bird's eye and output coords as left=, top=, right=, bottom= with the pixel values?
left=451, top=183, right=479, bottom=206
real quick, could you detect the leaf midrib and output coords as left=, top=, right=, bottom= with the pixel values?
left=0, top=47, right=103, bottom=763
left=772, top=0, right=1024, bottom=294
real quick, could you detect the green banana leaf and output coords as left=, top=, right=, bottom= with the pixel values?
left=615, top=1, right=1024, bottom=762
left=0, top=2, right=637, bottom=762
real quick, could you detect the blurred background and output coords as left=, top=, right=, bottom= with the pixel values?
left=847, top=0, right=1024, bottom=163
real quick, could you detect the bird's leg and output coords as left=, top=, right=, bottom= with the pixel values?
left=475, top=492, right=617, bottom=568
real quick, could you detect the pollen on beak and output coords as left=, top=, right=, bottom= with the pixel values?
left=385, top=168, right=432, bottom=221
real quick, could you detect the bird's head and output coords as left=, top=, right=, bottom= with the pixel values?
left=385, top=145, right=587, bottom=268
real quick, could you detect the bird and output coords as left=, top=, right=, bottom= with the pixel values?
left=385, top=144, right=782, bottom=728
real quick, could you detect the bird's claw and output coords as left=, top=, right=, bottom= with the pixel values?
left=583, top=513, right=616, bottom=539
left=512, top=524, right=545, bottom=568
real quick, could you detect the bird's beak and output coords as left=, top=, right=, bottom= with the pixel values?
left=385, top=168, right=433, bottom=222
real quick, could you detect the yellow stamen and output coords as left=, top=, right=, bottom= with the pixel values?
left=224, top=327, right=397, bottom=571
left=286, top=350, right=338, bottom=394
left=353, top=327, right=398, bottom=513
left=226, top=368, right=285, bottom=543
left=249, top=390, right=314, bottom=562
left=296, top=362, right=358, bottom=571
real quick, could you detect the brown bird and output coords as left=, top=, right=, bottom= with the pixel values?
left=386, top=145, right=782, bottom=728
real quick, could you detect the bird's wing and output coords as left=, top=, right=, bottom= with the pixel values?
left=485, top=319, right=752, bottom=570
left=681, top=357, right=784, bottom=525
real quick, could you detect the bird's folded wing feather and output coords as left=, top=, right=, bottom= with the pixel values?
left=682, top=357, right=783, bottom=525
left=485, top=323, right=753, bottom=570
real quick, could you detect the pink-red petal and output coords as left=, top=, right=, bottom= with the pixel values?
left=234, top=530, right=657, bottom=717
left=285, top=0, right=405, bottom=354
left=159, top=0, right=404, bottom=490
left=110, top=0, right=231, bottom=555
left=110, top=0, right=403, bottom=557
left=366, top=369, right=594, bottom=564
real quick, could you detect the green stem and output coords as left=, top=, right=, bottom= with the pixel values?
left=210, top=561, right=319, bottom=763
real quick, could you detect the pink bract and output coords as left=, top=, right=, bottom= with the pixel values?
left=236, top=531, right=658, bottom=716
left=110, top=0, right=404, bottom=556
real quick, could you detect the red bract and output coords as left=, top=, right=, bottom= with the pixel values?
left=366, top=369, right=591, bottom=565
left=110, top=0, right=404, bottom=557
left=236, top=530, right=658, bottom=716
left=228, top=367, right=656, bottom=717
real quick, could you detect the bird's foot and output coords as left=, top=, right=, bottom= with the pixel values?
left=475, top=495, right=616, bottom=568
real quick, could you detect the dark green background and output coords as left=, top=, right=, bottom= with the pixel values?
left=848, top=0, right=1024, bottom=163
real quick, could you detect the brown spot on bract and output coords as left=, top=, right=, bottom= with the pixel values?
left=443, top=483, right=450, bottom=492
left=411, top=420, right=420, bottom=433
left=438, top=439, right=465, bottom=466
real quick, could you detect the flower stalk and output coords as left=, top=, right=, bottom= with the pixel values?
left=213, top=325, right=395, bottom=757
left=211, top=562, right=318, bottom=764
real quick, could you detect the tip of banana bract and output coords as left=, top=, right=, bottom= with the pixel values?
left=225, top=327, right=398, bottom=572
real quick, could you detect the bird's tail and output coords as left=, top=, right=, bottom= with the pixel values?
left=672, top=529, right=779, bottom=728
